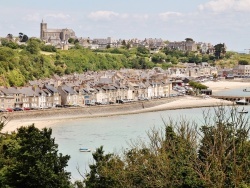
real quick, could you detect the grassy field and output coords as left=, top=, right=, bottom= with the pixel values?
left=40, top=51, right=56, bottom=55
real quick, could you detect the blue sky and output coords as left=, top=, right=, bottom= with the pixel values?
left=0, top=0, right=250, bottom=52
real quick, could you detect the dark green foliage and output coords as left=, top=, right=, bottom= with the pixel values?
left=137, top=46, right=149, bottom=56
left=238, top=60, right=249, bottom=65
left=151, top=53, right=167, bottom=63
left=26, top=38, right=41, bottom=54
left=0, top=38, right=19, bottom=49
left=198, top=107, right=250, bottom=187
left=19, top=32, right=29, bottom=42
left=214, top=43, right=226, bottom=59
left=85, top=146, right=116, bottom=188
left=185, top=38, right=194, bottom=42
left=189, top=81, right=208, bottom=90
left=84, top=125, right=203, bottom=187
left=40, top=44, right=57, bottom=52
left=68, top=38, right=75, bottom=44
left=0, top=125, right=71, bottom=188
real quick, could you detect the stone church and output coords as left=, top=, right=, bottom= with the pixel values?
left=40, top=20, right=76, bottom=45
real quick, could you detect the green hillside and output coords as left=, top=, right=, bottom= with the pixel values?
left=0, top=38, right=249, bottom=86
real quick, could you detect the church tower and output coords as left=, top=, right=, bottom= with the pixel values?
left=40, top=19, right=47, bottom=40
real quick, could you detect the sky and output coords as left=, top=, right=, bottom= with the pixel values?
left=0, top=0, right=250, bottom=52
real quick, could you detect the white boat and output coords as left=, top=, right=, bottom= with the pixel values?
left=243, top=88, right=250, bottom=92
left=236, top=98, right=248, bottom=105
left=79, top=148, right=91, bottom=152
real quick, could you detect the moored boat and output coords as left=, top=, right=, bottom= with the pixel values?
left=238, top=108, right=248, bottom=113
left=79, top=148, right=91, bottom=152
left=236, top=98, right=248, bottom=105
left=238, top=110, right=248, bottom=114
left=243, top=87, right=250, bottom=92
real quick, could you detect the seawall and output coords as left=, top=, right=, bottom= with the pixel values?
left=5, top=97, right=180, bottom=121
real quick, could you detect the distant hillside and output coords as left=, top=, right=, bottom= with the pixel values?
left=0, top=38, right=248, bottom=86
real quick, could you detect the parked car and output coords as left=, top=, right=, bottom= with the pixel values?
left=6, top=108, right=13, bottom=112
left=13, top=107, right=23, bottom=111
left=55, top=104, right=63, bottom=108
left=85, top=103, right=95, bottom=106
left=30, top=107, right=39, bottom=110
left=0, top=109, right=8, bottom=112
left=23, top=107, right=31, bottom=111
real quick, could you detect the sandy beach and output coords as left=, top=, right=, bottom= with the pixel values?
left=1, top=80, right=249, bottom=133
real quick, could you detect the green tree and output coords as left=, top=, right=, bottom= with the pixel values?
left=238, top=60, right=249, bottom=65
left=84, top=107, right=250, bottom=188
left=122, top=40, right=126, bottom=46
left=151, top=53, right=167, bottom=63
left=198, top=107, right=250, bottom=187
left=84, top=146, right=115, bottom=188
left=26, top=39, right=41, bottom=55
left=214, top=43, right=226, bottom=59
left=74, top=39, right=79, bottom=44
left=137, top=46, right=149, bottom=55
left=0, top=125, right=71, bottom=188
left=6, top=69, right=26, bottom=86
left=68, top=38, right=75, bottom=44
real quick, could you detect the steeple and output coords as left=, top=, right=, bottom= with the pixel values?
left=40, top=19, right=47, bottom=40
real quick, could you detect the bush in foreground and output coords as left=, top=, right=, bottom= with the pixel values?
left=83, top=106, right=250, bottom=188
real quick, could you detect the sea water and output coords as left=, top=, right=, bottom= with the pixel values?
left=51, top=106, right=248, bottom=181
left=213, top=87, right=250, bottom=96
left=51, top=86, right=250, bottom=181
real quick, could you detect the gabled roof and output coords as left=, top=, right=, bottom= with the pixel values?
left=18, top=87, right=37, bottom=97
left=61, top=85, right=77, bottom=95
left=0, top=87, right=20, bottom=95
left=43, top=84, right=58, bottom=94
left=101, top=85, right=116, bottom=90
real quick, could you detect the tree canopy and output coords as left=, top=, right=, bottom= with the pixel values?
left=0, top=124, right=72, bottom=188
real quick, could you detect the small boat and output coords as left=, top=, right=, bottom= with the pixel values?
left=79, top=148, right=91, bottom=152
left=236, top=98, right=248, bottom=105
left=238, top=110, right=248, bottom=114
left=243, top=88, right=250, bottom=92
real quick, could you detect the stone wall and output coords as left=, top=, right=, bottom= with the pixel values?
left=5, top=97, right=179, bottom=121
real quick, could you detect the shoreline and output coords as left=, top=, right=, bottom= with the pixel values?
left=1, top=80, right=249, bottom=133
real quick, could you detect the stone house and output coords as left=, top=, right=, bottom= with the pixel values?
left=43, top=84, right=61, bottom=107
left=18, top=87, right=40, bottom=108
left=0, top=89, right=15, bottom=109
left=58, top=85, right=78, bottom=106
left=233, top=65, right=250, bottom=77
left=0, top=87, right=22, bottom=108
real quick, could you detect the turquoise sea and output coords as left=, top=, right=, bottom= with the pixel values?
left=50, top=85, right=250, bottom=181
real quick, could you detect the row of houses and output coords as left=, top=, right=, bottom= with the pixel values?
left=0, top=80, right=172, bottom=109
left=0, top=62, right=222, bottom=110
left=78, top=37, right=216, bottom=53
left=219, top=65, right=250, bottom=78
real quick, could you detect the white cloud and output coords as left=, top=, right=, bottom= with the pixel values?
left=158, top=12, right=182, bottom=21
left=199, top=0, right=250, bottom=12
left=88, top=11, right=119, bottom=21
